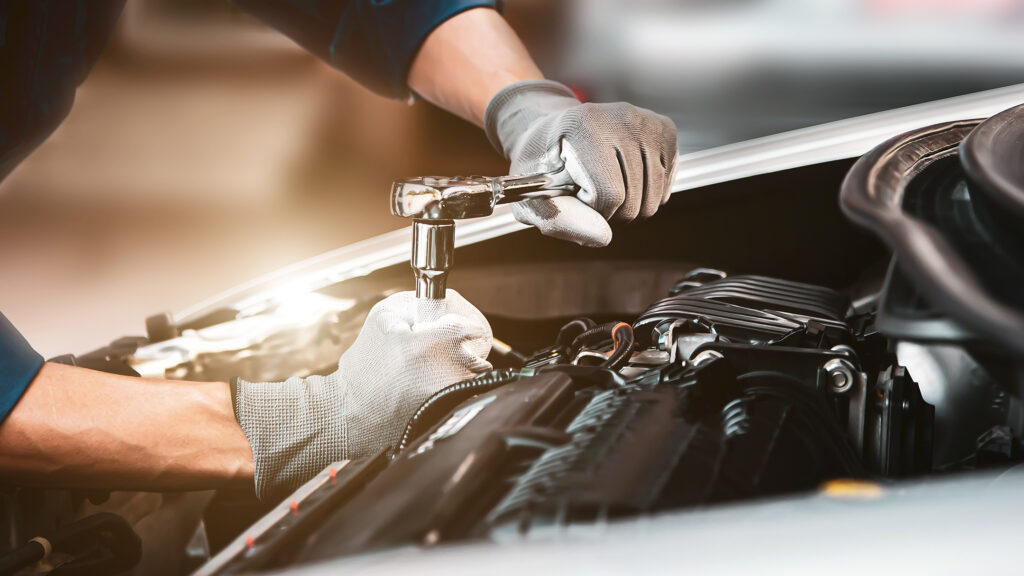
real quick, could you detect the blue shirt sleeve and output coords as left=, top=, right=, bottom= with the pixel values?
left=231, top=0, right=502, bottom=99
left=0, top=1, right=126, bottom=183
left=0, top=312, right=43, bottom=423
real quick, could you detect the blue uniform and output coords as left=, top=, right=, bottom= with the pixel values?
left=0, top=0, right=499, bottom=421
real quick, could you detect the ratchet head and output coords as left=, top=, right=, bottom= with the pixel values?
left=393, top=166, right=578, bottom=302
left=390, top=166, right=578, bottom=221
left=390, top=176, right=500, bottom=221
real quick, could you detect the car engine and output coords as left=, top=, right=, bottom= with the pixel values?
left=189, top=259, right=966, bottom=573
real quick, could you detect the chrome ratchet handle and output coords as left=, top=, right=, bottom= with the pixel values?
left=493, top=166, right=578, bottom=205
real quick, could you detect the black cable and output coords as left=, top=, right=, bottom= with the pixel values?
left=0, top=540, right=45, bottom=575
left=556, top=318, right=596, bottom=351
left=397, top=369, right=523, bottom=452
left=604, top=323, right=635, bottom=371
left=397, top=361, right=633, bottom=454
left=570, top=323, right=615, bottom=352
left=567, top=321, right=635, bottom=372
left=0, top=513, right=140, bottom=576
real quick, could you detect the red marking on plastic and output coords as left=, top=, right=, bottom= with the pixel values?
left=289, top=500, right=299, bottom=515
left=245, top=536, right=255, bottom=548
left=329, top=466, right=338, bottom=484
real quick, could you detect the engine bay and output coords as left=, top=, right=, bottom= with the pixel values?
left=197, top=255, right=991, bottom=573
left=195, top=116, right=1024, bottom=571
left=12, top=111, right=1024, bottom=574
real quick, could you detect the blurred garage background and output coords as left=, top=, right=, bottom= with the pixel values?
left=2, top=0, right=1024, bottom=357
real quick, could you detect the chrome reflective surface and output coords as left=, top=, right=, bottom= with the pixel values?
left=411, top=220, right=454, bottom=300
left=392, top=166, right=577, bottom=301
left=390, top=166, right=576, bottom=220
left=131, top=292, right=373, bottom=382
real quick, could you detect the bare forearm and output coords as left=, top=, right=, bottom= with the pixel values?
left=0, top=363, right=253, bottom=492
left=408, top=7, right=544, bottom=127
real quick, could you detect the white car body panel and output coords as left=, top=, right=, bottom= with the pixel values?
left=173, top=83, right=1024, bottom=326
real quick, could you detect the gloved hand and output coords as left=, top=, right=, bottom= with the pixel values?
left=485, top=80, right=678, bottom=248
left=232, top=290, right=492, bottom=498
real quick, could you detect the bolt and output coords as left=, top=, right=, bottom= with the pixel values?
left=824, top=358, right=857, bottom=394
left=831, top=370, right=850, bottom=389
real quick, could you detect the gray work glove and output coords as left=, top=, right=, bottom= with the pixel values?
left=232, top=290, right=492, bottom=498
left=485, top=80, right=678, bottom=248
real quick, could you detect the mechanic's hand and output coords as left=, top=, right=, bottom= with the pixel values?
left=485, top=80, right=678, bottom=247
left=232, top=290, right=492, bottom=498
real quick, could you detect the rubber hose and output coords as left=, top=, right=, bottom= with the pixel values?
left=556, top=318, right=597, bottom=355
left=0, top=540, right=45, bottom=574
left=570, top=323, right=617, bottom=352
left=570, top=321, right=635, bottom=372
left=604, top=323, right=635, bottom=371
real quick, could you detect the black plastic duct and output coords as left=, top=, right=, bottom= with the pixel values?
left=839, top=116, right=1024, bottom=355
